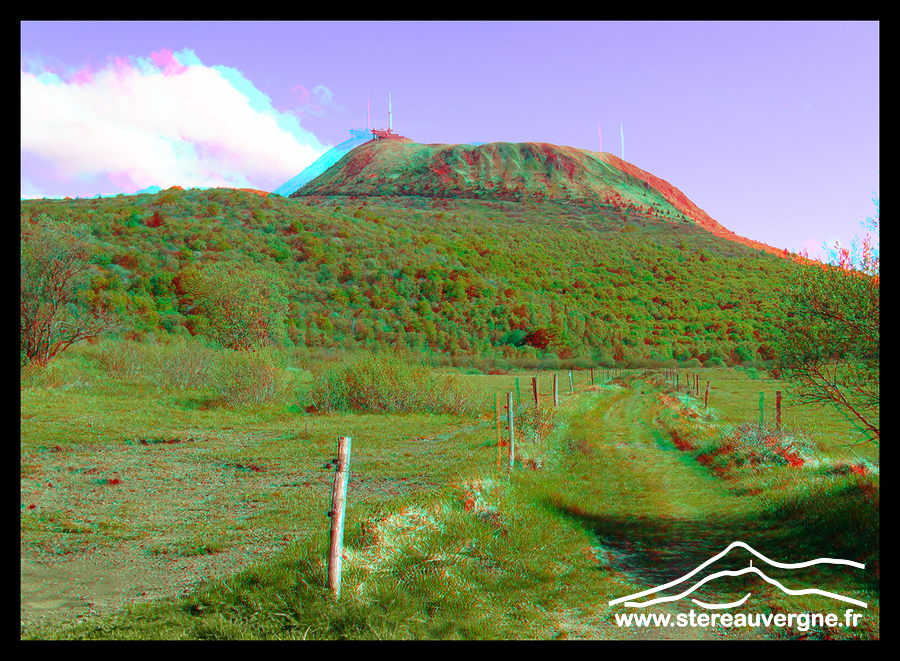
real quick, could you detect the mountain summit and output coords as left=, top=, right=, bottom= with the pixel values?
left=291, top=140, right=786, bottom=257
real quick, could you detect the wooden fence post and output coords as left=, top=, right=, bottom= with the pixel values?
left=705, top=381, right=710, bottom=409
left=327, top=436, right=351, bottom=599
left=591, top=367, right=595, bottom=385
left=569, top=370, right=574, bottom=393
left=553, top=374, right=559, bottom=407
left=515, top=377, right=521, bottom=405
left=495, top=393, right=502, bottom=468
left=507, top=392, right=515, bottom=469
left=776, top=391, right=782, bottom=431
left=533, top=376, right=539, bottom=407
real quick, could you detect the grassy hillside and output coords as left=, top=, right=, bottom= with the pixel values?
left=20, top=187, right=799, bottom=369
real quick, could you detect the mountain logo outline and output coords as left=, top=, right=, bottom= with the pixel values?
left=608, top=541, right=867, bottom=609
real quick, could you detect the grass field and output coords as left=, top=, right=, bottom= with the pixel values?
left=20, top=342, right=879, bottom=639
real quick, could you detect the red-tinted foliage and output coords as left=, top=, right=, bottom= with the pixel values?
left=524, top=327, right=556, bottom=351
left=146, top=210, right=165, bottom=228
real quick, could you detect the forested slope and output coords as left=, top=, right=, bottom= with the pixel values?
left=20, top=187, right=797, bottom=368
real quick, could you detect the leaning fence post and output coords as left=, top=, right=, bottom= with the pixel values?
left=590, top=368, right=595, bottom=386
left=532, top=376, right=539, bottom=407
left=327, top=436, right=351, bottom=599
left=507, top=392, right=515, bottom=469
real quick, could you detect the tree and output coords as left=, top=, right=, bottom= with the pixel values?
left=21, top=214, right=124, bottom=366
left=181, top=262, right=289, bottom=351
left=523, top=327, right=558, bottom=351
left=770, top=192, right=879, bottom=444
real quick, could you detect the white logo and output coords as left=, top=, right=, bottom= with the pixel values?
left=609, top=541, right=867, bottom=609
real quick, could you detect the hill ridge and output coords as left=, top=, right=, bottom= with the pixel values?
left=292, top=140, right=786, bottom=258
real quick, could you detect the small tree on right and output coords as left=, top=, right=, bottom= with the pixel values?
left=770, top=191, right=879, bottom=444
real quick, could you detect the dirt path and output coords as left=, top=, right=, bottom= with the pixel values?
left=557, top=382, right=778, bottom=639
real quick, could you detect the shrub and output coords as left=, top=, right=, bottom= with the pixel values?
left=743, top=367, right=761, bottom=380
left=20, top=352, right=94, bottom=391
left=509, top=402, right=559, bottom=468
left=147, top=337, right=219, bottom=391
left=210, top=347, right=294, bottom=408
left=624, top=356, right=654, bottom=370
left=306, top=352, right=480, bottom=415
left=90, top=336, right=219, bottom=391
left=721, top=423, right=817, bottom=468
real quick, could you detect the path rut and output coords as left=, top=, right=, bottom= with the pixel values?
left=556, top=383, right=780, bottom=639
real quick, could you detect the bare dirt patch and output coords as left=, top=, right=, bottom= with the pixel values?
left=19, top=427, right=440, bottom=633
left=21, top=432, right=302, bottom=630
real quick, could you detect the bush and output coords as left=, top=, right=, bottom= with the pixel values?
left=211, top=347, right=293, bottom=408
left=509, top=403, right=559, bottom=468
left=306, top=352, right=480, bottom=415
left=719, top=423, right=818, bottom=468
left=90, top=336, right=219, bottom=391
left=20, top=352, right=94, bottom=391
left=93, top=339, right=148, bottom=381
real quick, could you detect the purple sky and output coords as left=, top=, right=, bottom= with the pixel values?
left=21, top=21, right=879, bottom=262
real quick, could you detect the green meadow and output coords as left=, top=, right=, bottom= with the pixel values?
left=20, top=341, right=878, bottom=639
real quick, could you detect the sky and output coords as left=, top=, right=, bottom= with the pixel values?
left=21, top=21, right=879, bottom=262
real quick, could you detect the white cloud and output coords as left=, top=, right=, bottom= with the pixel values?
left=20, top=48, right=330, bottom=194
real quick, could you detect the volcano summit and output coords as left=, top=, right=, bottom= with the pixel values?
left=291, top=140, right=785, bottom=256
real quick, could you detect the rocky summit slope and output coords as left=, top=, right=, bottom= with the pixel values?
left=291, top=140, right=788, bottom=257
left=273, top=133, right=373, bottom=197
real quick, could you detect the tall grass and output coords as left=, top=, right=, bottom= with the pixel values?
left=305, top=352, right=482, bottom=416
left=23, top=337, right=298, bottom=408
left=91, top=336, right=219, bottom=390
